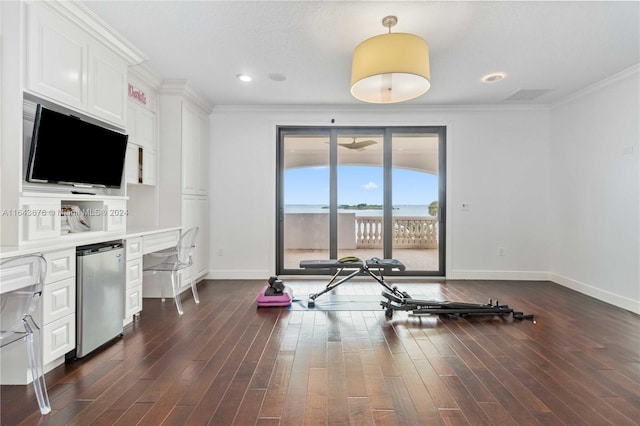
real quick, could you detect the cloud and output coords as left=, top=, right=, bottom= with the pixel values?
left=363, top=181, right=378, bottom=190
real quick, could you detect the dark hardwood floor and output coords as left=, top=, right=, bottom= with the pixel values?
left=2, top=278, right=639, bottom=425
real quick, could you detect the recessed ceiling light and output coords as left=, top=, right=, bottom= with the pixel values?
left=482, top=73, right=506, bottom=83
left=237, top=74, right=252, bottom=82
left=268, top=73, right=287, bottom=82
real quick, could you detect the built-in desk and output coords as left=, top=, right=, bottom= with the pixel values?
left=126, top=227, right=181, bottom=254
left=123, top=227, right=182, bottom=325
left=0, top=226, right=184, bottom=385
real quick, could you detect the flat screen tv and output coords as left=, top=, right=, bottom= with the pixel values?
left=26, top=104, right=128, bottom=189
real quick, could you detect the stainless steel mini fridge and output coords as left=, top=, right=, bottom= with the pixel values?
left=76, top=240, right=125, bottom=358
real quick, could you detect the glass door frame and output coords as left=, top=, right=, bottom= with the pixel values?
left=276, top=125, right=446, bottom=276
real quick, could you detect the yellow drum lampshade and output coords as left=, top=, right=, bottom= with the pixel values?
left=350, top=29, right=430, bottom=104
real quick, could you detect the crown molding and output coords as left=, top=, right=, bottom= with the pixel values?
left=35, top=0, right=149, bottom=66
left=210, top=103, right=550, bottom=114
left=128, top=63, right=162, bottom=91
left=160, top=79, right=213, bottom=114
left=551, top=63, right=640, bottom=109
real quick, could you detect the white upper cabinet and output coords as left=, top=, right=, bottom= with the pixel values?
left=125, top=69, right=160, bottom=186
left=197, top=113, right=209, bottom=195
left=181, top=102, right=199, bottom=194
left=87, top=42, right=127, bottom=125
left=25, top=2, right=130, bottom=128
left=26, top=3, right=88, bottom=110
left=130, top=103, right=156, bottom=151
left=180, top=102, right=209, bottom=195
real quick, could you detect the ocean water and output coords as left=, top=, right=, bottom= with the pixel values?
left=285, top=204, right=432, bottom=217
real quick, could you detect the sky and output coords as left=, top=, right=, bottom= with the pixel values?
left=285, top=166, right=438, bottom=205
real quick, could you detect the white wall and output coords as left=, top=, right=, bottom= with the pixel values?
left=208, top=106, right=551, bottom=281
left=549, top=66, right=639, bottom=313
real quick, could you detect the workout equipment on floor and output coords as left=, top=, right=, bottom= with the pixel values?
left=299, top=257, right=407, bottom=307
left=256, top=276, right=293, bottom=307
left=300, top=257, right=534, bottom=322
left=380, top=289, right=535, bottom=321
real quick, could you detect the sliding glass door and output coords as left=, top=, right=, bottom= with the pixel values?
left=277, top=126, right=445, bottom=276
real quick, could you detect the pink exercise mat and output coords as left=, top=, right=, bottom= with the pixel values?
left=256, top=285, right=293, bottom=307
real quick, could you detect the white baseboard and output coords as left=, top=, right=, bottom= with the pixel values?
left=205, top=269, right=271, bottom=280
left=447, top=270, right=550, bottom=281
left=549, top=273, right=640, bottom=315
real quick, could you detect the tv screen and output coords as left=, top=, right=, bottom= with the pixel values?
left=26, top=105, right=128, bottom=188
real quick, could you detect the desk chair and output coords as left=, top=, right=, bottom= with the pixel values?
left=144, top=227, right=200, bottom=315
left=0, top=255, right=51, bottom=415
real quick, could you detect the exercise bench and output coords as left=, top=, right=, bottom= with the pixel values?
left=299, top=257, right=407, bottom=307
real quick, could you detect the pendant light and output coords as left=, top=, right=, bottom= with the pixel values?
left=350, top=16, right=431, bottom=104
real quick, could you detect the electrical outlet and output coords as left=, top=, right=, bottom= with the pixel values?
left=461, top=202, right=470, bottom=211
left=498, top=247, right=505, bottom=256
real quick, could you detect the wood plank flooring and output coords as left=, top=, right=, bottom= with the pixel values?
left=1, top=278, right=639, bottom=425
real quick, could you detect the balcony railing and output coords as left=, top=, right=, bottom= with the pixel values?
left=356, top=216, right=438, bottom=249
left=284, top=213, right=438, bottom=250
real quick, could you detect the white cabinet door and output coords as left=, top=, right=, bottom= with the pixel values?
left=181, top=196, right=196, bottom=231
left=126, top=143, right=141, bottom=184
left=195, top=197, right=209, bottom=277
left=125, top=237, right=143, bottom=260
left=126, top=257, right=143, bottom=288
left=42, top=277, right=75, bottom=324
left=181, top=103, right=198, bottom=194
left=26, top=3, right=88, bottom=110
left=42, top=315, right=75, bottom=365
left=105, top=200, right=127, bottom=232
left=127, top=101, right=137, bottom=143
left=143, top=150, right=157, bottom=186
left=136, top=107, right=155, bottom=151
left=43, top=248, right=75, bottom=284
left=88, top=42, right=127, bottom=127
left=22, top=199, right=61, bottom=241
left=196, top=113, right=209, bottom=195
left=125, top=285, right=143, bottom=318
left=181, top=195, right=208, bottom=279
left=127, top=101, right=156, bottom=151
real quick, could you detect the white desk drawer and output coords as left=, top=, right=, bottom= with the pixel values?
left=0, top=255, right=43, bottom=294
left=126, top=258, right=143, bottom=289
left=126, top=237, right=143, bottom=260
left=142, top=230, right=179, bottom=254
left=42, top=314, right=75, bottom=365
left=125, top=284, right=143, bottom=318
left=43, top=249, right=75, bottom=284
left=42, top=277, right=75, bottom=324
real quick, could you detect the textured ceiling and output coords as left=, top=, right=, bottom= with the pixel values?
left=82, top=1, right=640, bottom=107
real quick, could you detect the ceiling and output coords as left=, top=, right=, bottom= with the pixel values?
left=81, top=1, right=639, bottom=108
